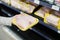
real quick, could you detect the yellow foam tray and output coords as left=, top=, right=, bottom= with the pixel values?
left=34, top=9, right=44, bottom=18
left=34, top=7, right=50, bottom=18
left=11, top=13, right=39, bottom=31
left=44, top=13, right=60, bottom=30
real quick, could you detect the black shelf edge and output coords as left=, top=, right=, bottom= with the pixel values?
left=30, top=28, right=51, bottom=40
left=39, top=1, right=52, bottom=8
left=39, top=20, right=58, bottom=32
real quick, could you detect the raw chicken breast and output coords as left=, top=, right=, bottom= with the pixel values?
left=14, top=13, right=36, bottom=29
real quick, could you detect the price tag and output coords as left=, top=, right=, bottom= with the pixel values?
left=52, top=5, right=59, bottom=11
left=46, top=0, right=54, bottom=3
left=34, top=0, right=40, bottom=5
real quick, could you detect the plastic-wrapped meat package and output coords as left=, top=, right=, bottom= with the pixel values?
left=12, top=12, right=39, bottom=31
left=35, top=7, right=50, bottom=18
left=11, top=0, right=35, bottom=13
left=55, top=0, right=60, bottom=7
left=46, top=14, right=60, bottom=26
left=44, top=10, right=60, bottom=31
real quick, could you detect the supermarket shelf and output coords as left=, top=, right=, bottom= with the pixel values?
left=1, top=7, right=59, bottom=39
left=0, top=3, right=51, bottom=40
left=0, top=2, right=58, bottom=33
left=10, top=25, right=48, bottom=40
left=29, top=0, right=60, bottom=11
left=0, top=5, right=52, bottom=40
left=0, top=2, right=59, bottom=39
left=11, top=24, right=59, bottom=40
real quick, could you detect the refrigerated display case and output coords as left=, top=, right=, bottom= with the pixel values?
left=0, top=0, right=60, bottom=40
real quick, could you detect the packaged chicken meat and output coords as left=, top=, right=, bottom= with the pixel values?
left=55, top=0, right=60, bottom=7
left=12, top=12, right=39, bottom=31
left=11, top=0, right=35, bottom=13
left=34, top=7, right=50, bottom=18
left=44, top=11, right=60, bottom=30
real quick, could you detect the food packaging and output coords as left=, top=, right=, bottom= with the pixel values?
left=44, top=11, right=60, bottom=30
left=55, top=0, right=60, bottom=7
left=11, top=0, right=35, bottom=13
left=34, top=7, right=50, bottom=18
left=12, top=12, right=39, bottom=31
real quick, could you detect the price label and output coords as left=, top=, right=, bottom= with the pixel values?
left=52, top=5, right=59, bottom=11
left=46, top=0, right=54, bottom=3
left=34, top=0, right=40, bottom=5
